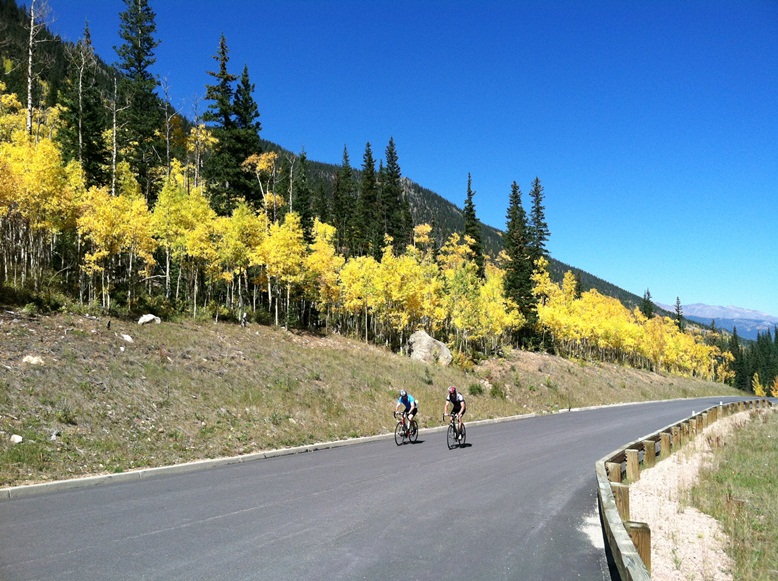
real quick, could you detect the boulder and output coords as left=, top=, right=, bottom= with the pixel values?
left=409, top=330, right=453, bottom=366
left=138, top=314, right=161, bottom=325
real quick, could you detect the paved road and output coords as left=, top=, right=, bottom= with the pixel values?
left=0, top=396, right=744, bottom=580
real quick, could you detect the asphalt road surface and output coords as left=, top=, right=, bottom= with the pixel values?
left=0, top=396, right=746, bottom=580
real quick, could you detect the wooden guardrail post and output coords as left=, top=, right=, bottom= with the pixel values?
left=612, top=482, right=630, bottom=522
left=606, top=462, right=622, bottom=483
left=702, top=411, right=709, bottom=428
left=626, top=449, right=640, bottom=482
left=642, top=439, right=656, bottom=468
left=660, top=432, right=671, bottom=458
left=671, top=426, right=680, bottom=450
left=625, top=521, right=651, bottom=573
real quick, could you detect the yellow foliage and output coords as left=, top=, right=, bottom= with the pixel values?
left=753, top=373, right=766, bottom=397
left=532, top=266, right=727, bottom=380
left=305, top=219, right=345, bottom=311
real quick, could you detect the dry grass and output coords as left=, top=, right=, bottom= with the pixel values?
left=0, top=310, right=743, bottom=487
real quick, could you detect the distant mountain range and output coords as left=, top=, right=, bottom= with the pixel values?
left=656, top=303, right=778, bottom=341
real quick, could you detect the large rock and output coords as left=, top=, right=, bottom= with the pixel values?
left=409, top=330, right=453, bottom=366
left=138, top=314, right=161, bottom=325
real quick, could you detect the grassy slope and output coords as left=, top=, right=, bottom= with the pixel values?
left=0, top=310, right=743, bottom=487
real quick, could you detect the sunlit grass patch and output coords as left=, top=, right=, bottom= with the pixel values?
left=690, top=409, right=778, bottom=581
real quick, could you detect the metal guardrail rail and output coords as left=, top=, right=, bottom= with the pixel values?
left=596, top=398, right=773, bottom=580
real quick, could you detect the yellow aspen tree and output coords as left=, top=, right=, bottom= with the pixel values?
left=151, top=160, right=192, bottom=300
left=305, top=219, right=345, bottom=330
left=263, top=211, right=306, bottom=327
left=438, top=233, right=480, bottom=352
left=752, top=373, right=765, bottom=397
left=118, top=191, right=156, bottom=308
left=185, top=123, right=216, bottom=188
left=338, top=254, right=380, bottom=341
left=183, top=200, right=218, bottom=319
left=214, top=200, right=263, bottom=313
left=475, top=263, right=524, bottom=354
left=242, top=151, right=281, bottom=217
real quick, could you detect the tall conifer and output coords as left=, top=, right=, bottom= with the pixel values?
left=58, top=22, right=109, bottom=187
left=114, top=0, right=161, bottom=201
left=381, top=137, right=412, bottom=252
left=503, top=181, right=533, bottom=321
left=355, top=142, right=380, bottom=257
left=463, top=173, right=484, bottom=278
left=332, top=146, right=355, bottom=254
left=203, top=34, right=239, bottom=214
left=528, top=176, right=549, bottom=267
left=232, top=64, right=262, bottom=205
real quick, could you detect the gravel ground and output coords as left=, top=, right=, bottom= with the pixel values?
left=629, top=412, right=747, bottom=581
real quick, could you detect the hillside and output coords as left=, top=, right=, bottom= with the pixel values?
left=0, top=310, right=742, bottom=488
left=0, top=1, right=649, bottom=312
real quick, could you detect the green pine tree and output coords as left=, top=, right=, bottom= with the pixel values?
left=640, top=288, right=655, bottom=319
left=463, top=173, right=484, bottom=278
left=293, top=150, right=314, bottom=243
left=332, top=146, right=356, bottom=254
left=528, top=176, right=550, bottom=267
left=503, top=181, right=533, bottom=324
left=58, top=22, right=109, bottom=188
left=114, top=0, right=162, bottom=201
left=674, top=297, right=686, bottom=332
left=231, top=64, right=262, bottom=206
left=355, top=142, right=380, bottom=258
left=381, top=137, right=412, bottom=252
left=202, top=34, right=239, bottom=214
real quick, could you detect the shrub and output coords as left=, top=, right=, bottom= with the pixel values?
left=468, top=383, right=483, bottom=396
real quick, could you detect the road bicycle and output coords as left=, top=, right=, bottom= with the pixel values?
left=443, top=413, right=466, bottom=449
left=394, top=410, right=418, bottom=445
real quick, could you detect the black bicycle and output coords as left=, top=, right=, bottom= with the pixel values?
left=443, top=413, right=466, bottom=449
left=394, top=411, right=418, bottom=445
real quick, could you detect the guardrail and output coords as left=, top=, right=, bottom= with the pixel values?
left=596, top=398, right=773, bottom=580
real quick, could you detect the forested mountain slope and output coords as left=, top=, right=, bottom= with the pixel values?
left=0, top=0, right=643, bottom=308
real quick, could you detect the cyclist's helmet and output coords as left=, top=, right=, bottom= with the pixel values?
left=448, top=385, right=457, bottom=394
left=399, top=389, right=407, bottom=397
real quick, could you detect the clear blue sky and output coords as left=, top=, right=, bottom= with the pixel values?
left=45, top=0, right=778, bottom=316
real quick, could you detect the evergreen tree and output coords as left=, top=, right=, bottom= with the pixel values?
left=462, top=173, right=484, bottom=278
left=674, top=296, right=686, bottom=332
left=202, top=34, right=238, bottom=214
left=293, top=150, right=314, bottom=243
left=355, top=142, right=380, bottom=258
left=231, top=64, right=262, bottom=205
left=503, top=181, right=533, bottom=323
left=114, top=0, right=162, bottom=201
left=381, top=137, right=412, bottom=252
left=639, top=288, right=655, bottom=319
left=58, top=22, right=109, bottom=188
left=313, top=182, right=329, bottom=225
left=528, top=176, right=549, bottom=267
left=573, top=272, right=584, bottom=299
left=331, top=146, right=355, bottom=254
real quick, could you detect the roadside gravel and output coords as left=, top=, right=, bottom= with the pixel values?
left=628, top=412, right=748, bottom=581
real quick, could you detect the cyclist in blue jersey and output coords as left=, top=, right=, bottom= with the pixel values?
left=394, top=389, right=418, bottom=426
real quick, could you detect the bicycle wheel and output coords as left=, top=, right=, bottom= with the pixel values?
left=446, top=424, right=457, bottom=449
left=459, top=423, right=466, bottom=445
left=395, top=422, right=405, bottom=445
left=409, top=420, right=418, bottom=443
